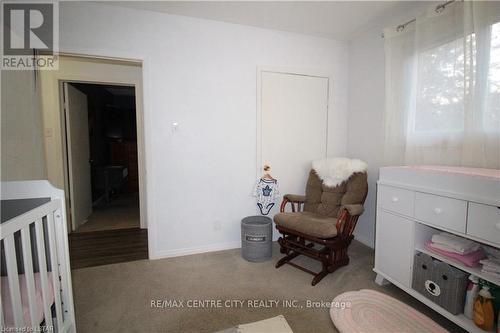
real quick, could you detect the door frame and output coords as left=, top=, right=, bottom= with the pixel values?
left=57, top=60, right=147, bottom=232
left=256, top=66, right=333, bottom=179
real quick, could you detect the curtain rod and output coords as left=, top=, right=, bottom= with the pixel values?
left=381, top=0, right=457, bottom=38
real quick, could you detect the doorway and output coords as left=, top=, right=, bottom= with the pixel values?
left=64, top=82, right=140, bottom=233
left=39, top=55, right=148, bottom=268
left=62, top=81, right=148, bottom=268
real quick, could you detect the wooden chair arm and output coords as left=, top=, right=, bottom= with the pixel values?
left=280, top=195, right=306, bottom=213
left=335, top=205, right=364, bottom=238
left=284, top=194, right=306, bottom=202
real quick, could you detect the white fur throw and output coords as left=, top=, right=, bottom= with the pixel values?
left=312, top=157, right=367, bottom=187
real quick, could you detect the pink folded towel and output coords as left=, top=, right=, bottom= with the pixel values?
left=425, top=241, right=486, bottom=267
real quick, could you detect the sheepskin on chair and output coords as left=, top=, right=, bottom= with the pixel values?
left=312, top=157, right=368, bottom=187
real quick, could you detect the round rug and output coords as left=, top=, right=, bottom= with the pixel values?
left=330, top=289, right=448, bottom=333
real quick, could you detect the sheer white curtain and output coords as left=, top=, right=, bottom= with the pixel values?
left=384, top=1, right=500, bottom=169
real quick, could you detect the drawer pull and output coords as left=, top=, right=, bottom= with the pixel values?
left=391, top=197, right=399, bottom=203
left=434, top=208, right=443, bottom=215
left=496, top=222, right=500, bottom=231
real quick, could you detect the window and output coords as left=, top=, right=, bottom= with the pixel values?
left=384, top=1, right=500, bottom=168
left=411, top=22, right=500, bottom=135
left=485, top=22, right=500, bottom=132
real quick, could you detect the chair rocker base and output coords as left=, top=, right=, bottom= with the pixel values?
left=275, top=226, right=353, bottom=286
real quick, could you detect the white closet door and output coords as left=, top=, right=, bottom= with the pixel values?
left=261, top=71, right=329, bottom=215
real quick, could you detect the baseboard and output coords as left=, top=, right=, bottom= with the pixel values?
left=150, top=234, right=373, bottom=260
left=150, top=241, right=241, bottom=260
left=353, top=233, right=374, bottom=249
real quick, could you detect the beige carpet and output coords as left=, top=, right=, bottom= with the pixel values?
left=71, top=241, right=465, bottom=333
left=75, top=193, right=140, bottom=233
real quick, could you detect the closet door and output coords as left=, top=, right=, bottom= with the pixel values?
left=375, top=209, right=414, bottom=287
left=260, top=71, right=329, bottom=216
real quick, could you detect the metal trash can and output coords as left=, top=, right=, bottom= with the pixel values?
left=241, top=216, right=272, bottom=262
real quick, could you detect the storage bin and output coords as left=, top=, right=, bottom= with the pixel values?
left=412, top=252, right=469, bottom=314
left=241, top=216, right=272, bottom=262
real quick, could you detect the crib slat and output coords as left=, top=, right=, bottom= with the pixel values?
left=53, top=208, right=74, bottom=328
left=4, top=235, right=25, bottom=327
left=34, top=219, right=53, bottom=328
left=20, top=226, right=39, bottom=327
left=46, top=212, right=63, bottom=328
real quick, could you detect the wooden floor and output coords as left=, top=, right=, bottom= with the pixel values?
left=69, top=228, right=148, bottom=269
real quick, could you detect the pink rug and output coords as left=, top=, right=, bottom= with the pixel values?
left=330, top=289, right=448, bottom=333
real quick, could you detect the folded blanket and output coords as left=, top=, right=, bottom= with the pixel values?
left=483, top=246, right=500, bottom=260
left=425, top=241, right=486, bottom=267
left=431, top=232, right=479, bottom=254
left=429, top=241, right=480, bottom=255
left=482, top=266, right=500, bottom=274
left=480, top=270, right=500, bottom=279
left=479, top=258, right=500, bottom=271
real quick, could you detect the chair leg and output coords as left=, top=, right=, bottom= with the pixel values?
left=278, top=235, right=297, bottom=254
left=311, top=269, right=328, bottom=286
left=311, top=246, right=350, bottom=285
left=276, top=251, right=301, bottom=268
left=328, top=247, right=350, bottom=273
left=275, top=229, right=354, bottom=286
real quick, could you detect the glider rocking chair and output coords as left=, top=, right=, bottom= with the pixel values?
left=273, top=168, right=368, bottom=286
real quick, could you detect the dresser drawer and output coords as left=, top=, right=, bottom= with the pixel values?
left=414, top=192, right=467, bottom=233
left=467, top=202, right=500, bottom=246
left=378, top=185, right=414, bottom=217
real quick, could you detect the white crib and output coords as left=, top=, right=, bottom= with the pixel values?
left=1, top=181, right=76, bottom=332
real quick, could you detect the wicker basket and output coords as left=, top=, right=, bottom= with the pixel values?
left=241, top=216, right=272, bottom=262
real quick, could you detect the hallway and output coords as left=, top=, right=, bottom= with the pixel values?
left=75, top=193, right=140, bottom=233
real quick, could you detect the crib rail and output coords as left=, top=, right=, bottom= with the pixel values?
left=1, top=182, right=75, bottom=333
left=1, top=200, right=60, bottom=238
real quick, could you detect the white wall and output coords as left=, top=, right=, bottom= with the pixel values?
left=58, top=2, right=350, bottom=258
left=347, top=4, right=429, bottom=248
left=1, top=70, right=47, bottom=181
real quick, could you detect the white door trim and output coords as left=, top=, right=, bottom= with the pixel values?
left=52, top=48, right=154, bottom=258
left=256, top=66, right=333, bottom=179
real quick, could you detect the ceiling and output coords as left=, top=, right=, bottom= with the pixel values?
left=104, top=1, right=425, bottom=41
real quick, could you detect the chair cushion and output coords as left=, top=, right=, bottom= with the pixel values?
left=274, top=211, right=338, bottom=238
left=303, top=170, right=367, bottom=218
